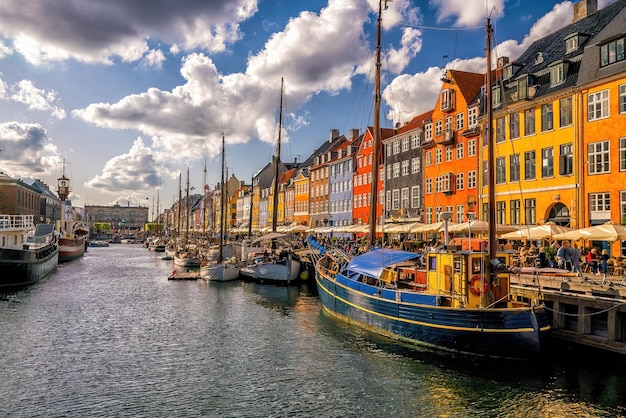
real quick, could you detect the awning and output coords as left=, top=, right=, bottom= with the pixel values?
left=345, top=249, right=420, bottom=279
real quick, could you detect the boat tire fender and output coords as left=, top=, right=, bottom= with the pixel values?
left=470, top=275, right=488, bottom=296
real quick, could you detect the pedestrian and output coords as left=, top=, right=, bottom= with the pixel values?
left=562, top=241, right=573, bottom=271
left=599, top=249, right=610, bottom=275
left=556, top=245, right=565, bottom=269
left=587, top=248, right=599, bottom=274
left=571, top=243, right=582, bottom=277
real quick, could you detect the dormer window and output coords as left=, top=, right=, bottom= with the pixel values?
left=492, top=85, right=501, bottom=108
left=549, top=61, right=567, bottom=87
left=440, top=88, right=455, bottom=112
left=600, top=35, right=625, bottom=67
left=503, top=63, right=513, bottom=80
left=535, top=52, right=547, bottom=65
left=565, top=33, right=579, bottom=53
left=517, top=75, right=528, bottom=100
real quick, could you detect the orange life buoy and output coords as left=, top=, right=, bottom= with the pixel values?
left=470, top=275, right=488, bottom=296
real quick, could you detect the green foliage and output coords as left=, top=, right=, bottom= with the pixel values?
left=144, top=223, right=164, bottom=232
left=93, top=222, right=112, bottom=232
left=543, top=245, right=556, bottom=260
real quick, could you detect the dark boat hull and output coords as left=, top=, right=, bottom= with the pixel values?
left=0, top=244, right=59, bottom=289
left=315, top=270, right=548, bottom=359
left=58, top=237, right=86, bottom=263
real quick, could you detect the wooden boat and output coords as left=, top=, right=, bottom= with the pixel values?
left=312, top=5, right=550, bottom=359
left=56, top=162, right=87, bottom=263
left=0, top=215, right=58, bottom=289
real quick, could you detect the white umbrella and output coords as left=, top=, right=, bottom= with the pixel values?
left=288, top=224, right=309, bottom=233
left=552, top=222, right=626, bottom=242
left=501, top=223, right=573, bottom=240
left=411, top=221, right=454, bottom=233
left=447, top=220, right=517, bottom=235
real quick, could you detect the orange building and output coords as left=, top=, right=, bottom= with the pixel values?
left=423, top=69, right=483, bottom=224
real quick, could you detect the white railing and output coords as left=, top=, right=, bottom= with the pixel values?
left=0, top=215, right=35, bottom=230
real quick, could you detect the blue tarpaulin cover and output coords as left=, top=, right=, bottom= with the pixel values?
left=345, top=249, right=419, bottom=279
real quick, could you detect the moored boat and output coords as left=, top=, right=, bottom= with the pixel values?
left=0, top=215, right=58, bottom=289
left=56, top=162, right=87, bottom=263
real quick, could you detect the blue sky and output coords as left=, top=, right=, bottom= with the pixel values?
left=0, top=0, right=613, bottom=211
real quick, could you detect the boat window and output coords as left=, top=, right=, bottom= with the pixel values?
left=428, top=256, right=437, bottom=271
left=472, top=258, right=483, bottom=274
left=453, top=256, right=463, bottom=274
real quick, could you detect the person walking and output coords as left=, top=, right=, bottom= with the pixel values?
left=562, top=241, right=573, bottom=272
left=599, top=249, right=610, bottom=275
left=587, top=248, right=599, bottom=275
left=571, top=243, right=583, bottom=277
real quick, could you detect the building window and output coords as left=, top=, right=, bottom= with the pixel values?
left=435, top=120, right=443, bottom=137
left=524, top=198, right=536, bottom=225
left=411, top=157, right=419, bottom=173
left=588, top=90, right=609, bottom=121
left=401, top=160, right=409, bottom=176
left=588, top=140, right=610, bottom=174
left=560, top=96, right=573, bottom=127
left=496, top=117, right=506, bottom=143
left=386, top=144, right=392, bottom=157
left=426, top=207, right=433, bottom=224
left=393, top=141, right=400, bottom=154
left=496, top=157, right=506, bottom=184
left=445, top=146, right=453, bottom=162
left=386, top=165, right=392, bottom=179
left=393, top=162, right=400, bottom=178
left=620, top=84, right=626, bottom=114
left=559, top=143, right=573, bottom=175
left=468, top=139, right=476, bottom=157
left=510, top=199, right=520, bottom=225
left=386, top=191, right=391, bottom=211
left=456, top=205, right=465, bottom=223
left=468, top=107, right=478, bottom=128
left=510, top=153, right=520, bottom=182
left=411, top=186, right=420, bottom=208
left=542, top=147, right=554, bottom=178
left=456, top=142, right=464, bottom=160
left=566, top=34, right=579, bottom=53
left=600, top=35, right=625, bottom=67
left=425, top=151, right=432, bottom=166
left=411, top=133, right=421, bottom=148
left=482, top=160, right=489, bottom=187
left=589, top=192, right=610, bottom=213
left=440, top=88, right=455, bottom=111
left=468, top=171, right=476, bottom=189
left=549, top=62, right=565, bottom=86
left=496, top=201, right=506, bottom=225
left=401, top=188, right=409, bottom=209
left=435, top=148, right=442, bottom=164
left=541, top=103, right=554, bottom=132
left=392, top=189, right=400, bottom=210
left=509, top=113, right=520, bottom=139
left=425, top=123, right=432, bottom=140
left=456, top=112, right=464, bottom=130
left=524, top=151, right=536, bottom=180
left=524, top=108, right=535, bottom=136
left=492, top=86, right=501, bottom=107
left=456, top=172, right=464, bottom=190
left=445, top=116, right=453, bottom=132
left=426, top=178, right=432, bottom=194
left=402, top=138, right=409, bottom=152
left=621, top=137, right=626, bottom=171
left=621, top=191, right=626, bottom=227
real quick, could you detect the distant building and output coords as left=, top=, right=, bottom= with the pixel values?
left=0, top=172, right=43, bottom=219
left=85, top=203, right=149, bottom=232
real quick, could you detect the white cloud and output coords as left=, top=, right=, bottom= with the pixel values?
left=142, top=49, right=166, bottom=69
left=0, top=122, right=61, bottom=176
left=0, top=0, right=258, bottom=65
left=429, top=0, right=505, bottom=27
left=0, top=41, right=12, bottom=58
left=10, top=80, right=67, bottom=119
left=85, top=137, right=162, bottom=193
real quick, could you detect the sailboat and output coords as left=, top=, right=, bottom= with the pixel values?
left=56, top=162, right=88, bottom=263
left=312, top=3, right=549, bottom=359
left=239, top=77, right=301, bottom=284
left=174, top=167, right=201, bottom=268
left=200, top=133, right=240, bottom=281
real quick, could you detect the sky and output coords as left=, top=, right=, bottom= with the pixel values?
left=0, top=0, right=614, bottom=214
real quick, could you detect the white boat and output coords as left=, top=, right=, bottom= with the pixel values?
left=174, top=251, right=201, bottom=268
left=201, top=133, right=240, bottom=281
left=239, top=256, right=300, bottom=284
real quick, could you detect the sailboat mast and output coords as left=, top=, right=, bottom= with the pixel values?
left=486, top=17, right=497, bottom=269
left=219, top=133, right=226, bottom=262
left=185, top=167, right=190, bottom=244
left=178, top=173, right=182, bottom=239
left=248, top=172, right=254, bottom=238
left=368, top=0, right=384, bottom=249
left=272, top=77, right=284, bottom=233
left=202, top=159, right=207, bottom=236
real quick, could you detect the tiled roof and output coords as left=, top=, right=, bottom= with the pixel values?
left=396, top=110, right=433, bottom=134
left=450, top=70, right=484, bottom=105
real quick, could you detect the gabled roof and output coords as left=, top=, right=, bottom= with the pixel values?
left=501, top=0, right=626, bottom=100
left=449, top=70, right=484, bottom=105
left=396, top=110, right=433, bottom=134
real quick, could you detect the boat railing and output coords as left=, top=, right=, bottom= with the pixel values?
left=0, top=214, right=35, bottom=230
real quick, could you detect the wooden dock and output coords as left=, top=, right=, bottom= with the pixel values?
left=168, top=271, right=200, bottom=280
left=510, top=273, right=626, bottom=354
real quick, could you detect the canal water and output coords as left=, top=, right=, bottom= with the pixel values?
left=1, top=245, right=624, bottom=417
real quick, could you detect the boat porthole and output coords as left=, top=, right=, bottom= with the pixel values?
left=428, top=313, right=434, bottom=319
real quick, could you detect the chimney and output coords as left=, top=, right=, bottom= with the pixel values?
left=497, top=56, right=509, bottom=69
left=573, top=0, right=597, bottom=23
left=349, top=129, right=359, bottom=140
left=329, top=129, right=339, bottom=142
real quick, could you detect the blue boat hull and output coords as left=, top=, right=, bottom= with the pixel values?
left=315, top=270, right=548, bottom=359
